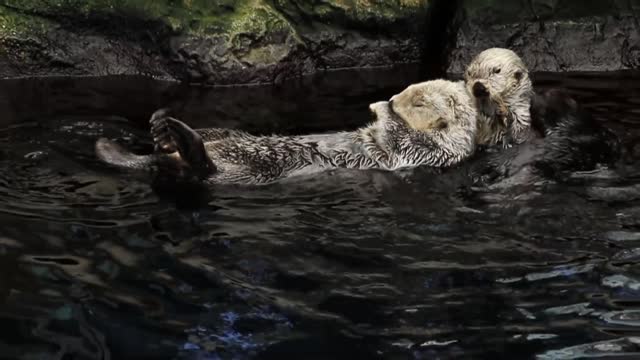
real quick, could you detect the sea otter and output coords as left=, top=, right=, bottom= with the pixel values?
left=95, top=79, right=478, bottom=185
left=390, top=48, right=533, bottom=148
left=464, top=48, right=534, bottom=147
left=459, top=48, right=620, bottom=186
left=469, top=88, right=621, bottom=185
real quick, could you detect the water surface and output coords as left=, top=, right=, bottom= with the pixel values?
left=1, top=68, right=640, bottom=359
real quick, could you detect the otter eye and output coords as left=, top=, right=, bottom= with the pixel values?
left=413, top=99, right=427, bottom=108
left=435, top=118, right=448, bottom=130
left=493, top=68, right=501, bottom=74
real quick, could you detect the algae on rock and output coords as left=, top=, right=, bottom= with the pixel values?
left=0, top=0, right=636, bottom=84
left=0, top=0, right=430, bottom=85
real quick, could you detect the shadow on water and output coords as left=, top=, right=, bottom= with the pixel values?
left=1, top=67, right=640, bottom=359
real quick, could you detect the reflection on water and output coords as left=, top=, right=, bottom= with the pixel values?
left=0, top=68, right=640, bottom=359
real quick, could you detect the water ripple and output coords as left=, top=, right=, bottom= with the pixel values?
left=0, top=73, right=639, bottom=359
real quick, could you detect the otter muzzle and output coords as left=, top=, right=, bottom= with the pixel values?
left=472, top=82, right=489, bottom=98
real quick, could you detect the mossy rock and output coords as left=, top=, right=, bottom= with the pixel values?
left=0, top=0, right=287, bottom=35
left=272, top=0, right=428, bottom=31
left=0, top=0, right=429, bottom=84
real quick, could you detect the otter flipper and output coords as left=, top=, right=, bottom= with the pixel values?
left=95, top=138, right=154, bottom=170
left=149, top=109, right=217, bottom=178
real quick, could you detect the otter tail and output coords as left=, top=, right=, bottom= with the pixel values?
left=95, top=138, right=155, bottom=171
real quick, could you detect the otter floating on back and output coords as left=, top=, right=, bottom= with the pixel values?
left=96, top=80, right=478, bottom=185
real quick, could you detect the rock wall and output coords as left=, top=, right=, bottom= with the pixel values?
left=0, top=0, right=637, bottom=85
left=0, top=0, right=429, bottom=85
left=447, top=0, right=640, bottom=74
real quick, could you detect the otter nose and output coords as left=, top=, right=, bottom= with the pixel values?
left=472, top=82, right=489, bottom=98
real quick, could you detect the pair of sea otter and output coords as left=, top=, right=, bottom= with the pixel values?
left=95, top=48, right=620, bottom=185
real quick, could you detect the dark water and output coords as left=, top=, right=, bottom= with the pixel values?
left=1, top=68, right=640, bottom=360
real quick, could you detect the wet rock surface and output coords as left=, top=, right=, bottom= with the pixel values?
left=447, top=0, right=640, bottom=73
left=0, top=0, right=638, bottom=85
left=0, top=0, right=428, bottom=85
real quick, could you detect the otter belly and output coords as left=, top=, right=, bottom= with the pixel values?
left=201, top=133, right=344, bottom=184
left=296, top=132, right=364, bottom=156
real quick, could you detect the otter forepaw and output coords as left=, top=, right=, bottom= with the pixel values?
left=490, top=96, right=510, bottom=126
left=149, top=109, right=216, bottom=179
left=497, top=107, right=510, bottom=127
left=501, top=135, right=514, bottom=149
left=150, top=109, right=178, bottom=154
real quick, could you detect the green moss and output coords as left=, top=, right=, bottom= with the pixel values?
left=229, top=2, right=288, bottom=34
left=0, top=1, right=226, bottom=32
left=0, top=4, right=52, bottom=38
left=272, top=0, right=428, bottom=29
left=0, top=0, right=298, bottom=39
left=225, top=1, right=302, bottom=64
left=0, top=0, right=427, bottom=42
left=0, top=0, right=304, bottom=69
left=349, top=0, right=429, bottom=23
left=0, top=0, right=428, bottom=71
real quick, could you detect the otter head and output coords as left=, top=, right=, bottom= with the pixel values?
left=389, top=79, right=476, bottom=134
left=465, top=48, right=534, bottom=145
left=387, top=80, right=478, bottom=163
left=465, top=48, right=531, bottom=102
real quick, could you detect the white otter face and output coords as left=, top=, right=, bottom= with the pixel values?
left=464, top=48, right=531, bottom=103
left=380, top=80, right=478, bottom=166
left=389, top=79, right=474, bottom=133
left=464, top=48, right=534, bottom=145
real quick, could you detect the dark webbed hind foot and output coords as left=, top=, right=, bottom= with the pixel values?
left=150, top=109, right=179, bottom=153
left=149, top=109, right=216, bottom=179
